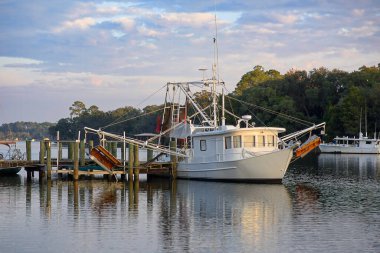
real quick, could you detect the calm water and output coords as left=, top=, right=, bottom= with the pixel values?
left=0, top=152, right=379, bottom=253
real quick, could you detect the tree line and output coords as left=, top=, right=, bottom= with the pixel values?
left=0, top=122, right=54, bottom=140
left=2, top=64, right=379, bottom=141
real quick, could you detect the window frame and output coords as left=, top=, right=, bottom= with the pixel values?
left=200, top=139, right=207, bottom=151
left=225, top=136, right=232, bottom=149
left=233, top=135, right=242, bottom=148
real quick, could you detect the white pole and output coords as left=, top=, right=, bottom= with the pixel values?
left=222, top=88, right=225, bottom=126
left=56, top=131, right=60, bottom=170
left=123, top=131, right=126, bottom=174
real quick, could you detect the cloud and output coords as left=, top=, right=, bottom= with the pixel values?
left=272, top=13, right=299, bottom=25
left=159, top=12, right=214, bottom=27
left=114, top=17, right=135, bottom=31
left=54, top=17, right=97, bottom=33
left=352, top=9, right=365, bottom=17
left=0, top=0, right=379, bottom=123
left=338, top=22, right=378, bottom=38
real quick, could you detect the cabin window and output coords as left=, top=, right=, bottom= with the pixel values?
left=267, top=135, right=275, bottom=147
left=200, top=140, right=207, bottom=151
left=233, top=135, right=242, bottom=148
left=258, top=135, right=265, bottom=147
left=225, top=136, right=232, bottom=149
left=244, top=135, right=256, bottom=147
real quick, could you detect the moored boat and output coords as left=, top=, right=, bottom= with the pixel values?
left=85, top=77, right=325, bottom=183
left=319, top=132, right=380, bottom=154
left=0, top=141, right=24, bottom=175
left=84, top=21, right=326, bottom=183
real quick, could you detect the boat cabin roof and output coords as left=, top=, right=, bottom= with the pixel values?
left=192, top=125, right=286, bottom=137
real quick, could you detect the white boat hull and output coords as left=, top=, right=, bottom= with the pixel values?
left=177, top=148, right=293, bottom=183
left=319, top=144, right=380, bottom=154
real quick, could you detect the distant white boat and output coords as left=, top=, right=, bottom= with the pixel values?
left=319, top=132, right=380, bottom=154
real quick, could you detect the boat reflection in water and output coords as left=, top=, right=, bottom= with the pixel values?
left=318, top=153, right=380, bottom=180
left=172, top=180, right=292, bottom=251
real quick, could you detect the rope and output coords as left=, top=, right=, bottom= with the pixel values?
left=225, top=95, right=313, bottom=126
left=101, top=84, right=167, bottom=130
left=102, top=107, right=164, bottom=130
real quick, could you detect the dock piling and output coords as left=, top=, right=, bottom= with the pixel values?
left=45, top=140, right=51, bottom=179
left=80, top=140, right=85, bottom=167
left=128, top=144, right=134, bottom=181
left=68, top=142, right=74, bottom=160
left=133, top=144, right=140, bottom=181
left=73, top=140, right=79, bottom=180
left=26, top=140, right=32, bottom=161
left=170, top=140, right=177, bottom=179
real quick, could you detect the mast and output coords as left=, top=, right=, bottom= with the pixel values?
left=213, top=13, right=220, bottom=128
left=212, top=63, right=217, bottom=128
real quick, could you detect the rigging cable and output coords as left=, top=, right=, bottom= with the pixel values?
left=225, top=95, right=314, bottom=126
left=101, top=107, right=164, bottom=130
left=101, top=84, right=167, bottom=130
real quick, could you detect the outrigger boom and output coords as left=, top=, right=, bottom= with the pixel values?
left=84, top=127, right=188, bottom=158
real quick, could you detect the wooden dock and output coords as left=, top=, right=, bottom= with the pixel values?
left=1, top=139, right=177, bottom=182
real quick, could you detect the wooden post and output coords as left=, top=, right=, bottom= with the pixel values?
left=133, top=144, right=140, bottom=181
left=170, top=140, right=177, bottom=163
left=73, top=140, right=79, bottom=180
left=106, top=141, right=112, bottom=152
left=68, top=142, right=74, bottom=160
left=39, top=140, right=45, bottom=164
left=57, top=141, right=62, bottom=179
left=112, top=142, right=117, bottom=157
left=121, top=141, right=126, bottom=180
left=88, top=140, right=94, bottom=179
left=147, top=148, right=153, bottom=162
left=170, top=140, right=177, bottom=179
left=26, top=140, right=32, bottom=161
left=45, top=140, right=51, bottom=179
left=80, top=140, right=85, bottom=167
left=128, top=144, right=134, bottom=181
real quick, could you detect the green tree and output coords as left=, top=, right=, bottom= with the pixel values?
left=69, top=101, right=87, bottom=118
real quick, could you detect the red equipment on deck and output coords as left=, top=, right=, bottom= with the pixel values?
left=89, top=145, right=121, bottom=174
left=295, top=135, right=321, bottom=158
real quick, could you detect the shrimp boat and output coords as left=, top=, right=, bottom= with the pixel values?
left=84, top=20, right=325, bottom=182
left=84, top=70, right=325, bottom=183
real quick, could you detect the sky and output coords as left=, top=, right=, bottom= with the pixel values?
left=0, top=0, right=379, bottom=124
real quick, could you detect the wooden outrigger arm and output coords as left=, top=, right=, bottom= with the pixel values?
left=280, top=122, right=326, bottom=142
left=84, top=127, right=188, bottom=158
